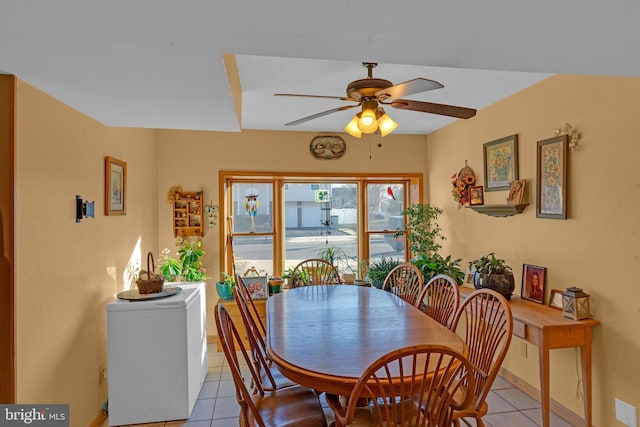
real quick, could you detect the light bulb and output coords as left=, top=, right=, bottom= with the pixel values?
left=357, top=100, right=379, bottom=134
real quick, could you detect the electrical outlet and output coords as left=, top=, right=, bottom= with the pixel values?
left=615, top=398, right=638, bottom=427
left=519, top=342, right=527, bottom=358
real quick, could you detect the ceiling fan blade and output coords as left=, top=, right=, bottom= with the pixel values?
left=376, top=78, right=444, bottom=100
left=285, top=104, right=360, bottom=126
left=275, top=93, right=357, bottom=102
left=391, top=99, right=477, bottom=119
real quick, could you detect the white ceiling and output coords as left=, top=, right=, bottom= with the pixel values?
left=0, top=1, right=638, bottom=135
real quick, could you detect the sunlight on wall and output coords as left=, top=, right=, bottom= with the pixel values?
left=107, top=236, right=142, bottom=292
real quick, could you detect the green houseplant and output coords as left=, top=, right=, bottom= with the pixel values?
left=365, top=257, right=401, bottom=289
left=316, top=245, right=356, bottom=280
left=159, top=238, right=207, bottom=282
left=469, top=253, right=515, bottom=299
left=397, top=203, right=464, bottom=285
left=216, top=273, right=236, bottom=300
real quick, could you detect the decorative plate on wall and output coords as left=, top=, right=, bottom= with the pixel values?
left=310, top=135, right=346, bottom=160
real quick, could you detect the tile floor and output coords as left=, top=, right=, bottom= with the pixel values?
left=104, top=343, right=575, bottom=427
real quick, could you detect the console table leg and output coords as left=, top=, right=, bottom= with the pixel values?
left=581, top=329, right=593, bottom=427
left=538, top=337, right=551, bottom=427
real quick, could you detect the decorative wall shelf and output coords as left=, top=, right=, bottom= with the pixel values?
left=469, top=204, right=529, bottom=217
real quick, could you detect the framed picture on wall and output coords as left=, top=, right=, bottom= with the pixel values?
left=521, top=264, right=546, bottom=304
left=536, top=135, right=568, bottom=219
left=105, top=156, right=127, bottom=216
left=483, top=134, right=519, bottom=192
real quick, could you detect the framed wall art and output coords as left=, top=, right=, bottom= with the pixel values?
left=469, top=186, right=484, bottom=206
left=521, top=264, right=546, bottom=304
left=483, top=134, right=518, bottom=191
left=537, top=135, right=568, bottom=219
left=105, top=156, right=127, bottom=216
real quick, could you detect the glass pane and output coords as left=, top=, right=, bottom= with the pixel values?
left=231, top=235, right=274, bottom=277
left=368, top=234, right=406, bottom=262
left=283, top=183, right=358, bottom=278
left=232, top=183, right=273, bottom=233
left=367, top=183, right=404, bottom=232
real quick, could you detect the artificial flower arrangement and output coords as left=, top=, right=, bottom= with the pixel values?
left=451, top=164, right=476, bottom=206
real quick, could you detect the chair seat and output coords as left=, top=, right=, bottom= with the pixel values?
left=332, top=398, right=422, bottom=427
left=250, top=384, right=328, bottom=427
left=259, top=362, right=297, bottom=391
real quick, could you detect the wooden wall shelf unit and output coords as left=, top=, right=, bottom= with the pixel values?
left=459, top=287, right=599, bottom=427
left=173, top=190, right=203, bottom=237
left=469, top=203, right=528, bottom=217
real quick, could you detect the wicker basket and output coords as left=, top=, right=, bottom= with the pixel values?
left=136, top=252, right=165, bottom=294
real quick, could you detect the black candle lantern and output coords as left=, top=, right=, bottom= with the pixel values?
left=561, top=287, right=591, bottom=320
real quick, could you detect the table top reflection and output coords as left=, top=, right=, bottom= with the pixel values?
left=266, top=285, right=466, bottom=396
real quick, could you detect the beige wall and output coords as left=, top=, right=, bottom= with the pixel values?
left=426, top=74, right=640, bottom=426
left=14, top=80, right=158, bottom=426
left=156, top=129, right=429, bottom=335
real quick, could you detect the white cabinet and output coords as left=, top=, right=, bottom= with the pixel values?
left=107, top=282, right=207, bottom=426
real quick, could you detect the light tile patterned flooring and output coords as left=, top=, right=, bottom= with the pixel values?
left=104, top=343, right=575, bottom=427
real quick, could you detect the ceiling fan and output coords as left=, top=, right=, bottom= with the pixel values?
left=275, top=62, right=477, bottom=137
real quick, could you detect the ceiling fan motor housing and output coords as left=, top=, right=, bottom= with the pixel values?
left=346, top=78, right=393, bottom=101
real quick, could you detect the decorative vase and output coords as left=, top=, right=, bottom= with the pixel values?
left=473, top=272, right=515, bottom=300
left=215, top=281, right=234, bottom=300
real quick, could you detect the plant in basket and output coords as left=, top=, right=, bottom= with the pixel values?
left=159, top=237, right=207, bottom=282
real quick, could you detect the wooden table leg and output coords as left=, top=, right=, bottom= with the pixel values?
left=581, top=327, right=593, bottom=427
left=538, top=335, right=551, bottom=427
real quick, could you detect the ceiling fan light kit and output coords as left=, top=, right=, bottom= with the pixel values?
left=276, top=61, right=477, bottom=138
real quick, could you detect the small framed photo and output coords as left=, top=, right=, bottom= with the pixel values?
left=548, top=289, right=563, bottom=310
left=242, top=275, right=268, bottom=300
left=537, top=135, right=568, bottom=219
left=483, top=134, right=518, bottom=192
left=105, top=156, right=127, bottom=216
left=507, top=179, right=526, bottom=205
left=469, top=186, right=484, bottom=206
left=463, top=265, right=476, bottom=288
left=521, top=264, right=546, bottom=304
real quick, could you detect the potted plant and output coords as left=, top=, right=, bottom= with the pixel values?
left=316, top=245, right=356, bottom=282
left=469, top=253, right=515, bottom=299
left=216, top=273, right=236, bottom=300
left=397, top=203, right=464, bottom=285
left=159, top=238, right=207, bottom=282
left=412, top=252, right=464, bottom=285
left=365, top=257, right=401, bottom=289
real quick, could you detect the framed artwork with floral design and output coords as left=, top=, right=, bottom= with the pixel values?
left=483, top=135, right=518, bottom=192
left=536, top=135, right=568, bottom=219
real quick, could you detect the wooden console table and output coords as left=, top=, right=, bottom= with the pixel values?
left=459, top=287, right=599, bottom=427
left=215, top=298, right=266, bottom=352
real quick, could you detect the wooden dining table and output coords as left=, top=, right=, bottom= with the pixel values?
left=265, top=284, right=467, bottom=396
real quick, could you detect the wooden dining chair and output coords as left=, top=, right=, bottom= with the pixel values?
left=232, top=285, right=295, bottom=392
left=236, top=275, right=267, bottom=337
left=215, top=304, right=328, bottom=427
left=382, top=262, right=425, bottom=307
left=449, top=288, right=513, bottom=427
left=289, top=258, right=341, bottom=288
left=325, top=344, right=476, bottom=427
left=416, top=274, right=461, bottom=328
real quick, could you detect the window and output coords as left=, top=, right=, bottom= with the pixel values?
left=221, top=172, right=421, bottom=280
